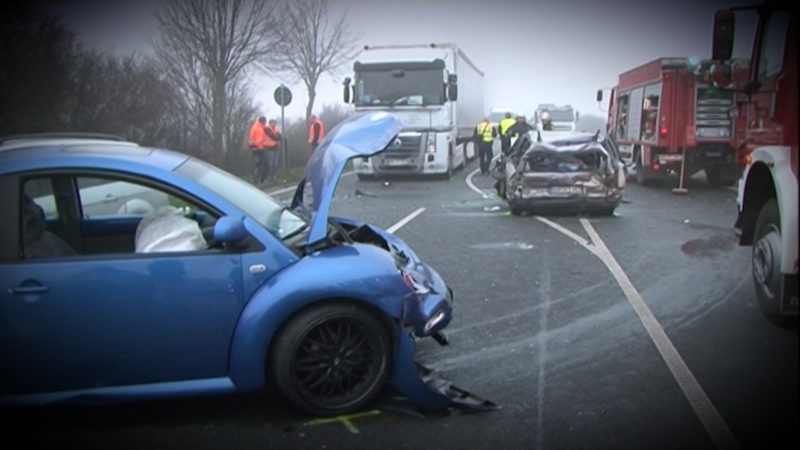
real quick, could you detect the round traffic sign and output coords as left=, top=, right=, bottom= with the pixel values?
left=274, top=85, right=292, bottom=106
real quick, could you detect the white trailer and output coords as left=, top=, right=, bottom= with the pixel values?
left=343, top=43, right=484, bottom=179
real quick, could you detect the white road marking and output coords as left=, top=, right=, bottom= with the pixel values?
left=461, top=173, right=740, bottom=449
left=465, top=155, right=501, bottom=199
left=387, top=207, right=426, bottom=234
left=534, top=216, right=599, bottom=256
left=578, top=218, right=739, bottom=450
left=465, top=166, right=490, bottom=198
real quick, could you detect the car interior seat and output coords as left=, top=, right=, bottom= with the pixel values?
left=22, top=195, right=78, bottom=258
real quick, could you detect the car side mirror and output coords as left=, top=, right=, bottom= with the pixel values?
left=213, top=216, right=248, bottom=243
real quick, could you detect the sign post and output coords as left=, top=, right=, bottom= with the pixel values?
left=273, top=85, right=293, bottom=170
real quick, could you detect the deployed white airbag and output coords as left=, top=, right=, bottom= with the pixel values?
left=135, top=206, right=207, bottom=253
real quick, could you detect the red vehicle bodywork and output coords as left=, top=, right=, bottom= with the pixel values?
left=605, top=57, right=749, bottom=185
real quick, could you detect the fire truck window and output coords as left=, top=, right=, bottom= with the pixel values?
left=757, top=11, right=789, bottom=82
left=641, top=94, right=659, bottom=140
left=617, top=94, right=629, bottom=138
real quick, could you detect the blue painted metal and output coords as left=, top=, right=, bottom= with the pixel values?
left=292, top=112, right=404, bottom=246
left=0, top=114, right=495, bottom=413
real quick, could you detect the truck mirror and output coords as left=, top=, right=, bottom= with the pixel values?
left=448, top=84, right=458, bottom=101
left=343, top=77, right=352, bottom=103
left=447, top=74, right=458, bottom=101
left=596, top=89, right=603, bottom=102
left=712, top=9, right=735, bottom=61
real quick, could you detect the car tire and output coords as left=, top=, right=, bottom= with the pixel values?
left=270, top=302, right=392, bottom=416
left=751, top=199, right=789, bottom=325
left=594, top=206, right=616, bottom=216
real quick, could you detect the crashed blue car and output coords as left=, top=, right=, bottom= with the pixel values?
left=0, top=112, right=493, bottom=416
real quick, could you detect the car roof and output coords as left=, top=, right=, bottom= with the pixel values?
left=0, top=134, right=189, bottom=175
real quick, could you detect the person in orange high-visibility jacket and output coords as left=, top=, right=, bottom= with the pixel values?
left=307, top=114, right=325, bottom=150
left=263, top=119, right=281, bottom=182
left=249, top=116, right=269, bottom=184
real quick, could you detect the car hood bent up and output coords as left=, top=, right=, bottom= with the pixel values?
left=291, top=112, right=404, bottom=246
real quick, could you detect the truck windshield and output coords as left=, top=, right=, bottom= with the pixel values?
left=543, top=109, right=575, bottom=121
left=355, top=68, right=444, bottom=106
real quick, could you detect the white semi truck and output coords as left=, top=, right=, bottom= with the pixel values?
left=534, top=104, right=579, bottom=131
left=343, top=43, right=484, bottom=179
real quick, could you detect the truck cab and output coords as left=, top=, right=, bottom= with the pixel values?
left=709, top=1, right=797, bottom=324
left=343, top=44, right=484, bottom=179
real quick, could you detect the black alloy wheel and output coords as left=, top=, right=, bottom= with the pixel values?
left=271, top=303, right=392, bottom=416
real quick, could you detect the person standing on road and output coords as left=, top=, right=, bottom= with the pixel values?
left=498, top=112, right=516, bottom=155
left=474, top=117, right=497, bottom=175
left=248, top=116, right=269, bottom=185
left=264, top=119, right=281, bottom=182
left=505, top=114, right=535, bottom=152
left=307, top=114, right=325, bottom=151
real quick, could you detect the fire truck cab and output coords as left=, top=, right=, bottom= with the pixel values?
left=709, top=1, right=797, bottom=324
left=599, top=57, right=748, bottom=186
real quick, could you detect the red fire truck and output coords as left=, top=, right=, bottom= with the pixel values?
left=708, top=1, right=797, bottom=324
left=598, top=57, right=749, bottom=186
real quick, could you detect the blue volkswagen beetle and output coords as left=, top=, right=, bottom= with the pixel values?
left=0, top=113, right=493, bottom=415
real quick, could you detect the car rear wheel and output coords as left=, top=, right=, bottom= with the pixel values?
left=751, top=199, right=789, bottom=325
left=509, top=201, right=524, bottom=216
left=270, top=303, right=392, bottom=416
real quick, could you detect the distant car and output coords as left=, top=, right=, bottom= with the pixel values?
left=0, top=114, right=471, bottom=416
left=493, top=130, right=626, bottom=216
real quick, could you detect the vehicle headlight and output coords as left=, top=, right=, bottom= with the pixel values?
left=400, top=269, right=429, bottom=295
left=423, top=309, right=446, bottom=334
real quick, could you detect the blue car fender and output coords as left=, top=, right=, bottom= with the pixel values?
left=228, top=242, right=408, bottom=390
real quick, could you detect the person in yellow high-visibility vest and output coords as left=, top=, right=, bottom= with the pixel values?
left=498, top=112, right=516, bottom=155
left=473, top=117, right=497, bottom=175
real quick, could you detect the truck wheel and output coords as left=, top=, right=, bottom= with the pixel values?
left=751, top=199, right=789, bottom=325
left=442, top=152, right=453, bottom=180
left=270, top=303, right=392, bottom=415
left=635, top=152, right=647, bottom=185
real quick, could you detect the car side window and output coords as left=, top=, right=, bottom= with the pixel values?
left=23, top=178, right=58, bottom=220
left=73, top=176, right=219, bottom=254
left=77, top=176, right=170, bottom=218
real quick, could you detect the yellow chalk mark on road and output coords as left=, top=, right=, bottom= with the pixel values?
left=304, top=409, right=381, bottom=434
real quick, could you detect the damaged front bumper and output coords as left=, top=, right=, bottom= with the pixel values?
left=388, top=326, right=498, bottom=412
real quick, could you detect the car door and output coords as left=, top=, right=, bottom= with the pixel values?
left=1, top=173, right=247, bottom=397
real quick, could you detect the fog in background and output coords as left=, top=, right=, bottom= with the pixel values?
left=41, top=0, right=757, bottom=122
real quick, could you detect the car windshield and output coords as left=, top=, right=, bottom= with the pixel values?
left=175, top=158, right=306, bottom=239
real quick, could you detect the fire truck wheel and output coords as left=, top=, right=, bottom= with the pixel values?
left=635, top=153, right=647, bottom=185
left=752, top=199, right=789, bottom=325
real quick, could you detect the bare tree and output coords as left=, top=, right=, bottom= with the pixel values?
left=150, top=0, right=280, bottom=160
left=267, top=0, right=362, bottom=122
left=0, top=6, right=78, bottom=134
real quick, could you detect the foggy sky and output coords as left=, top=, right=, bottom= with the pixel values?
left=40, top=0, right=757, bottom=121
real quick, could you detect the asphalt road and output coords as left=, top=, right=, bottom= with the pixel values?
left=7, top=158, right=798, bottom=450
